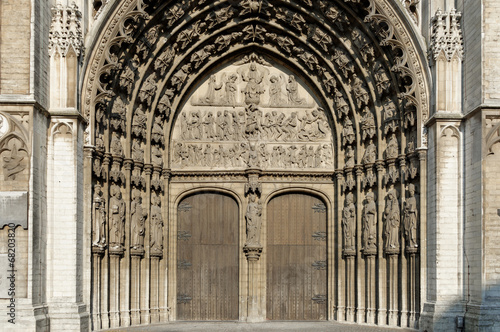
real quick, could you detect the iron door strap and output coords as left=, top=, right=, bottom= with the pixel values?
left=312, top=260, right=327, bottom=270
left=178, top=202, right=192, bottom=212
left=312, top=231, right=327, bottom=241
left=312, top=294, right=327, bottom=304
left=177, top=294, right=192, bottom=304
left=178, top=230, right=192, bottom=241
left=177, top=260, right=192, bottom=269
left=312, top=203, right=326, bottom=213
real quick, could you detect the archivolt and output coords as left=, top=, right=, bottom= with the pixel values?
left=83, top=0, right=430, bottom=157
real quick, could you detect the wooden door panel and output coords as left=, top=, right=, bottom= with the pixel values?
left=177, top=193, right=239, bottom=321
left=267, top=193, right=327, bottom=320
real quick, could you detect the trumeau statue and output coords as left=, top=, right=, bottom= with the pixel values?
left=384, top=189, right=400, bottom=252
left=109, top=185, right=126, bottom=251
left=245, top=192, right=262, bottom=246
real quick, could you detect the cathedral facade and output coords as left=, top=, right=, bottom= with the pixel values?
left=0, top=0, right=499, bottom=331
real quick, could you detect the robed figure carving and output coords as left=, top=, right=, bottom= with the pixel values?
left=245, top=192, right=262, bottom=246
left=92, top=185, right=106, bottom=249
left=362, top=192, right=377, bottom=253
left=150, top=194, right=164, bottom=255
left=131, top=190, right=148, bottom=251
left=403, top=184, right=418, bottom=250
left=342, top=193, right=356, bottom=254
left=383, top=189, right=400, bottom=253
left=109, top=185, right=126, bottom=251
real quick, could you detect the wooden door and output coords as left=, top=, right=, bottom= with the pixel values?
left=267, top=193, right=327, bottom=320
left=176, top=192, right=239, bottom=320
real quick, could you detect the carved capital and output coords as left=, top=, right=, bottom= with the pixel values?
left=123, top=158, right=133, bottom=170
left=243, top=245, right=263, bottom=261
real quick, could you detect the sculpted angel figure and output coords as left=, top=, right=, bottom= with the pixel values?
left=203, top=74, right=223, bottom=105
left=269, top=74, right=285, bottom=107
left=286, top=75, right=305, bottom=105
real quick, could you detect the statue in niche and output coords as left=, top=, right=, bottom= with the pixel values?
left=157, top=89, right=174, bottom=119
left=95, top=134, right=105, bottom=152
left=374, top=62, right=391, bottom=95
left=132, top=104, right=147, bottom=137
left=191, top=45, right=215, bottom=69
left=152, top=114, right=164, bottom=143
left=362, top=140, right=377, bottom=164
left=386, top=134, right=399, bottom=159
left=322, top=144, right=333, bottom=167
left=120, top=65, right=135, bottom=94
left=111, top=98, right=127, bottom=131
left=362, top=191, right=377, bottom=251
left=202, top=111, right=216, bottom=139
left=109, top=185, right=126, bottom=250
left=139, top=73, right=157, bottom=106
left=269, top=74, right=285, bottom=107
left=180, top=113, right=190, bottom=140
left=403, top=184, right=418, bottom=249
left=171, top=64, right=191, bottom=91
left=384, top=189, right=400, bottom=252
left=242, top=63, right=265, bottom=105
left=224, top=73, right=238, bottom=106
left=345, top=145, right=355, bottom=168
left=383, top=99, right=399, bottom=134
left=342, top=193, right=356, bottom=252
left=245, top=192, right=263, bottom=246
left=333, top=49, right=354, bottom=77
left=286, top=75, right=305, bottom=105
left=92, top=185, right=106, bottom=248
left=110, top=132, right=123, bottom=157
left=351, top=74, right=370, bottom=108
left=361, top=108, right=376, bottom=140
left=342, top=118, right=355, bottom=146
left=151, top=144, right=163, bottom=167
left=131, top=139, right=144, bottom=162
left=150, top=194, right=164, bottom=254
left=334, top=89, right=350, bottom=118
left=131, top=190, right=147, bottom=251
left=202, top=74, right=223, bottom=105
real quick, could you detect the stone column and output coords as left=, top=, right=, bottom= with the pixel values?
left=244, top=245, right=263, bottom=322
left=375, top=161, right=387, bottom=324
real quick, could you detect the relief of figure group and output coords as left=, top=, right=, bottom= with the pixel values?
left=172, top=141, right=333, bottom=169
left=178, top=107, right=331, bottom=143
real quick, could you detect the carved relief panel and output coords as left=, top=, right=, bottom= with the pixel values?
left=171, top=57, right=334, bottom=170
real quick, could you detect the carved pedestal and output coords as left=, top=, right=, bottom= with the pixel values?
left=244, top=245, right=262, bottom=322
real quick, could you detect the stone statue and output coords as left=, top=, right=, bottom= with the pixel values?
left=386, top=134, right=399, bottom=159
left=150, top=194, right=163, bottom=254
left=286, top=75, right=305, bottom=105
left=109, top=185, right=125, bottom=250
left=138, top=73, right=157, bottom=106
left=384, top=189, right=400, bottom=252
left=131, top=190, right=147, bottom=250
left=342, top=193, right=356, bottom=252
left=110, top=132, right=123, bottom=157
left=202, top=74, right=223, bottom=105
left=362, top=141, right=377, bottom=164
left=403, top=184, right=418, bottom=249
left=92, top=185, right=106, bottom=248
left=269, top=74, right=285, bottom=106
left=362, top=192, right=377, bottom=251
left=132, top=104, right=147, bottom=137
left=361, top=108, right=376, bottom=140
left=345, top=145, right=355, bottom=168
left=224, top=73, right=238, bottom=106
left=131, top=139, right=144, bottom=162
left=245, top=192, right=262, bottom=246
left=242, top=63, right=265, bottom=105
left=342, top=118, right=355, bottom=146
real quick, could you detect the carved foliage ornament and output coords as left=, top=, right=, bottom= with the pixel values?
left=430, top=8, right=463, bottom=62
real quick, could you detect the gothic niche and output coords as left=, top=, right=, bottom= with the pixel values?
left=171, top=57, right=334, bottom=170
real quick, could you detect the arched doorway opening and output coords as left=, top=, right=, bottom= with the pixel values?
left=266, top=192, right=328, bottom=320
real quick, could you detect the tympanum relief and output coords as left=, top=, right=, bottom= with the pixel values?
left=172, top=59, right=334, bottom=170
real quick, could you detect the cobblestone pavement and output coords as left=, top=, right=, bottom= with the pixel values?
left=102, top=321, right=417, bottom=332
